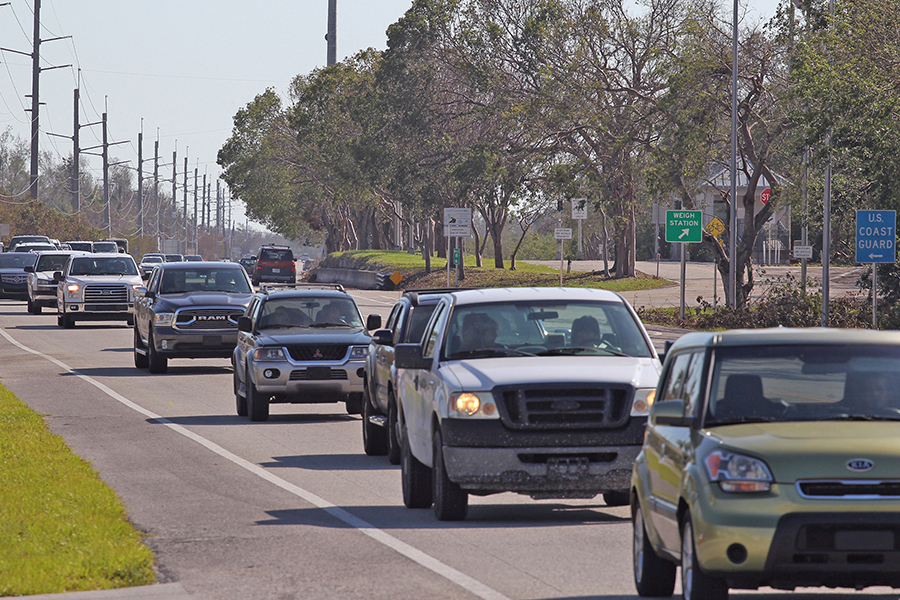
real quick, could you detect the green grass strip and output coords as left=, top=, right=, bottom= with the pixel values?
left=0, top=384, right=155, bottom=596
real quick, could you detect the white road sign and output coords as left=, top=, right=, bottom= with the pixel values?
left=571, top=198, right=587, bottom=220
left=793, top=245, right=813, bottom=260
left=443, top=207, right=472, bottom=238
left=554, top=228, right=573, bottom=240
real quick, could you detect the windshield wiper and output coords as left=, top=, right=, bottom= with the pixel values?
left=542, top=346, right=631, bottom=357
left=453, top=347, right=534, bottom=358
left=708, top=416, right=781, bottom=425
left=309, top=322, right=354, bottom=328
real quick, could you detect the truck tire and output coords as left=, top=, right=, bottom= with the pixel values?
left=62, top=311, right=74, bottom=329
left=632, top=500, right=676, bottom=597
left=387, top=392, right=401, bottom=465
left=603, top=490, right=630, bottom=507
left=147, top=329, right=168, bottom=374
left=432, top=429, right=468, bottom=521
left=247, top=366, right=269, bottom=422
left=401, top=421, right=432, bottom=508
left=133, top=327, right=149, bottom=369
left=234, top=362, right=248, bottom=417
left=363, top=382, right=388, bottom=456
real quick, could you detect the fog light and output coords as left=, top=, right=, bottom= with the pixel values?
left=357, top=367, right=366, bottom=378
left=263, top=368, right=280, bottom=379
left=161, top=340, right=168, bottom=350
left=727, top=544, right=747, bottom=564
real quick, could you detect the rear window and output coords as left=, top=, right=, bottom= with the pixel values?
left=0, top=253, right=36, bottom=268
left=35, top=254, right=70, bottom=272
left=260, top=249, right=292, bottom=262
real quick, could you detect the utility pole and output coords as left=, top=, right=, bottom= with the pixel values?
left=72, top=87, right=80, bottom=211
left=137, top=129, right=144, bottom=237
left=183, top=155, right=188, bottom=253
left=193, top=166, right=198, bottom=253
left=103, top=113, right=110, bottom=235
left=171, top=146, right=177, bottom=244
left=153, top=138, right=159, bottom=243
left=327, top=0, right=337, bottom=66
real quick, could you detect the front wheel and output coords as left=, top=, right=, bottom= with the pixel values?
left=603, top=490, right=631, bottom=507
left=234, top=360, right=247, bottom=417
left=133, top=326, right=149, bottom=369
left=432, top=428, right=468, bottom=521
left=681, top=514, right=728, bottom=600
left=633, top=500, right=676, bottom=597
left=147, top=329, right=168, bottom=373
left=246, top=366, right=269, bottom=422
left=362, top=382, right=388, bottom=456
left=400, top=420, right=432, bottom=509
left=62, top=311, right=74, bottom=329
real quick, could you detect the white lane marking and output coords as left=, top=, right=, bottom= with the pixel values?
left=0, top=328, right=511, bottom=600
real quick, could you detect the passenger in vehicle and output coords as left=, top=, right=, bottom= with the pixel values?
left=317, top=303, right=343, bottom=323
left=161, top=271, right=186, bottom=294
left=571, top=315, right=602, bottom=347
left=213, top=271, right=238, bottom=292
left=459, top=313, right=499, bottom=352
left=844, top=371, right=898, bottom=413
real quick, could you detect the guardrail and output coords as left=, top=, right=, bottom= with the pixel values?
left=310, top=268, right=396, bottom=291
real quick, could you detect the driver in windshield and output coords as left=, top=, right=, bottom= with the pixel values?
left=459, top=313, right=499, bottom=352
left=317, top=303, right=343, bottom=324
left=571, top=315, right=602, bottom=347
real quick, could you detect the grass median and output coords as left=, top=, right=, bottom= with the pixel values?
left=325, top=250, right=673, bottom=291
left=0, top=383, right=155, bottom=596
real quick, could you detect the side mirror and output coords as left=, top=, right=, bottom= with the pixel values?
left=659, top=340, right=675, bottom=364
left=650, top=399, right=689, bottom=427
left=372, top=329, right=393, bottom=346
left=237, top=316, right=253, bottom=333
left=366, top=314, right=382, bottom=330
left=395, top=343, right=432, bottom=370
left=53, top=271, right=63, bottom=282
left=23, top=265, right=34, bottom=273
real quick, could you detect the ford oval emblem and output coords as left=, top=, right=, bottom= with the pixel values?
left=846, top=459, right=874, bottom=472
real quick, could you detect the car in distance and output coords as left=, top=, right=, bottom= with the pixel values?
left=25, top=251, right=84, bottom=313
left=251, top=244, right=295, bottom=285
left=13, top=242, right=58, bottom=253
left=394, top=287, right=661, bottom=520
left=632, top=328, right=900, bottom=599
left=0, top=252, right=37, bottom=299
left=233, top=284, right=381, bottom=421
left=65, top=241, right=94, bottom=252
left=6, top=234, right=51, bottom=252
left=363, top=290, right=444, bottom=463
left=184, top=254, right=204, bottom=261
left=138, top=254, right=165, bottom=279
left=164, top=254, right=184, bottom=263
left=238, top=256, right=257, bottom=275
left=133, top=262, right=255, bottom=374
left=92, top=241, right=120, bottom=253
left=55, top=253, right=142, bottom=328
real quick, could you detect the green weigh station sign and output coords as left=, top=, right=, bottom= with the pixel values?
left=665, top=210, right=703, bottom=243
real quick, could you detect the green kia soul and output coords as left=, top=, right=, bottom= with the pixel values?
left=631, top=328, right=900, bottom=599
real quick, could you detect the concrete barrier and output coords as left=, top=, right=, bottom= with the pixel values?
left=312, top=268, right=395, bottom=290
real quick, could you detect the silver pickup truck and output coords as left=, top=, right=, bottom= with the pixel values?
left=394, top=287, right=661, bottom=520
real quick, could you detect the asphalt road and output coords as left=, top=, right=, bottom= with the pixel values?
left=0, top=292, right=894, bottom=600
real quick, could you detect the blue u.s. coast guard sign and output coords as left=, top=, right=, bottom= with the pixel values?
left=856, top=210, right=896, bottom=264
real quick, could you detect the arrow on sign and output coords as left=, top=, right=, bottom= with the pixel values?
left=869, top=253, right=884, bottom=260
left=679, top=229, right=690, bottom=239
left=448, top=216, right=457, bottom=224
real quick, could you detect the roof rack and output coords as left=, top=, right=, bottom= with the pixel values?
left=259, top=282, right=345, bottom=293
left=404, top=287, right=477, bottom=306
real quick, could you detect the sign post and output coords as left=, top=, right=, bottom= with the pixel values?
left=571, top=198, right=587, bottom=260
left=444, top=208, right=472, bottom=287
left=554, top=227, right=573, bottom=286
left=856, top=210, right=896, bottom=327
left=666, top=210, right=702, bottom=320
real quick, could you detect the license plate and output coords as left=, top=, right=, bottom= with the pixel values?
left=203, top=336, right=222, bottom=346
left=547, top=456, right=589, bottom=480
left=272, top=268, right=280, bottom=273
left=306, top=367, right=331, bottom=380
left=835, top=530, right=894, bottom=551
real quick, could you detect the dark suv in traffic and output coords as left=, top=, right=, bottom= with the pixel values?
left=133, top=261, right=254, bottom=373
left=251, top=244, right=295, bottom=286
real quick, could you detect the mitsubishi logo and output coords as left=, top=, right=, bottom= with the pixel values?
left=313, top=349, right=323, bottom=358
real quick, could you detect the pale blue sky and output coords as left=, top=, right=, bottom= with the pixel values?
left=0, top=0, right=780, bottom=228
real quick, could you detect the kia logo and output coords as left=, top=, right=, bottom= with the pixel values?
left=846, top=459, right=874, bottom=472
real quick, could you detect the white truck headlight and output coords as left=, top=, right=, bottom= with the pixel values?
left=350, top=345, right=368, bottom=359
left=631, top=388, right=656, bottom=416
left=449, top=392, right=499, bottom=419
left=154, top=313, right=175, bottom=326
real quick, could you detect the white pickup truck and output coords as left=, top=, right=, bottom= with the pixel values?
left=55, top=253, right=143, bottom=328
left=394, top=287, right=661, bottom=520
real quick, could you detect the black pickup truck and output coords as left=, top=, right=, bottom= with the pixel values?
left=133, top=261, right=254, bottom=373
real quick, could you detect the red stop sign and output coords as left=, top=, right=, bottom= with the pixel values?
left=760, top=188, right=772, bottom=204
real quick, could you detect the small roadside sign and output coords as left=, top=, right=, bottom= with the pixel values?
left=554, top=228, right=573, bottom=240
left=704, top=216, right=725, bottom=240
left=443, top=207, right=472, bottom=238
left=666, top=210, right=702, bottom=243
left=571, top=199, right=587, bottom=220
left=793, top=245, right=813, bottom=260
left=0, top=224, right=9, bottom=236
left=760, top=188, right=772, bottom=205
left=856, top=210, right=896, bottom=264
left=452, top=247, right=461, bottom=266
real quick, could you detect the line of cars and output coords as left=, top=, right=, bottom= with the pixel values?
left=6, top=237, right=900, bottom=597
